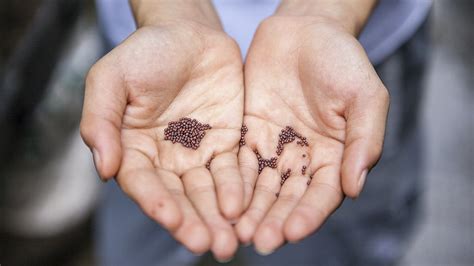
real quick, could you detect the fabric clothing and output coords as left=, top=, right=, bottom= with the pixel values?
left=96, top=0, right=432, bottom=64
left=94, top=1, right=431, bottom=265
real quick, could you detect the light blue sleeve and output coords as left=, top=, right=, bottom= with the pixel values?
left=95, top=0, right=431, bottom=65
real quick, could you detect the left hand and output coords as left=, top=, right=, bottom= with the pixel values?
left=236, top=11, right=389, bottom=254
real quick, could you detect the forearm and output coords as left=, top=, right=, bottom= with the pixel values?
left=129, top=0, right=222, bottom=30
left=275, top=0, right=378, bottom=36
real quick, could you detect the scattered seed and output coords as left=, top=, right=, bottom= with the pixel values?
left=255, top=150, right=278, bottom=174
left=164, top=117, right=211, bottom=150
left=205, top=155, right=214, bottom=170
left=280, top=168, right=291, bottom=185
left=307, top=174, right=314, bottom=186
left=276, top=126, right=309, bottom=155
left=239, top=124, right=248, bottom=147
left=301, top=165, right=307, bottom=175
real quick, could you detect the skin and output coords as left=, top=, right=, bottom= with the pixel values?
left=81, top=0, right=390, bottom=260
left=236, top=0, right=389, bottom=254
left=80, top=1, right=243, bottom=261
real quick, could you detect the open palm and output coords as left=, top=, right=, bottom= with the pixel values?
left=80, top=22, right=243, bottom=259
left=236, top=17, right=389, bottom=253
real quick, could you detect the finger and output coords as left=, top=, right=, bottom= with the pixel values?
left=116, top=148, right=182, bottom=231
left=283, top=165, right=344, bottom=243
left=210, top=152, right=243, bottom=220
left=235, top=168, right=280, bottom=244
left=182, top=167, right=238, bottom=261
left=158, top=170, right=211, bottom=254
left=80, top=60, right=126, bottom=180
left=341, top=85, right=389, bottom=198
left=238, top=145, right=259, bottom=209
left=253, top=173, right=309, bottom=254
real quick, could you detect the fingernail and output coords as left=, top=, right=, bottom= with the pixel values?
left=228, top=218, right=239, bottom=225
left=215, top=256, right=234, bottom=263
left=241, top=242, right=251, bottom=247
left=92, top=149, right=106, bottom=182
left=92, top=148, right=101, bottom=168
left=358, top=169, right=368, bottom=193
left=255, top=247, right=274, bottom=256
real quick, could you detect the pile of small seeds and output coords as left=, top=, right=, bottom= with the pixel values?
left=276, top=126, right=309, bottom=155
left=280, top=168, right=291, bottom=185
left=164, top=117, right=212, bottom=150
left=239, top=124, right=248, bottom=147
left=255, top=150, right=277, bottom=174
left=205, top=155, right=214, bottom=170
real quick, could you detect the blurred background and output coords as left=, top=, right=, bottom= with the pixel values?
left=0, top=0, right=472, bottom=265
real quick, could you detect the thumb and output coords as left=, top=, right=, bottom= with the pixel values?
left=80, top=61, right=126, bottom=181
left=341, top=85, right=389, bottom=198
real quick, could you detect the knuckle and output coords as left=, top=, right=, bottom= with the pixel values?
left=221, top=34, right=240, bottom=50
left=243, top=180, right=255, bottom=191
left=257, top=17, right=272, bottom=32
left=115, top=170, right=134, bottom=195
left=212, top=165, right=238, bottom=179
left=187, top=184, right=214, bottom=196
left=310, top=181, right=343, bottom=198
left=261, top=216, right=283, bottom=229
left=370, top=144, right=384, bottom=163
left=216, top=180, right=241, bottom=192
left=246, top=207, right=266, bottom=222
left=85, top=63, right=101, bottom=88
left=240, top=163, right=258, bottom=175
left=379, top=87, right=390, bottom=104
left=364, top=137, right=384, bottom=163
left=85, top=59, right=114, bottom=91
left=144, top=200, right=167, bottom=219
left=258, top=16, right=282, bottom=32
left=277, top=193, right=301, bottom=204
left=298, top=201, right=328, bottom=219
left=255, top=184, right=277, bottom=195
left=79, top=120, right=94, bottom=145
left=116, top=168, right=149, bottom=196
left=167, top=188, right=184, bottom=197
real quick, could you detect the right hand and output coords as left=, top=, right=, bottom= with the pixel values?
left=80, top=15, right=244, bottom=260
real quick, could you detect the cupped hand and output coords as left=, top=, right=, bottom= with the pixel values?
left=236, top=16, right=389, bottom=254
left=80, top=21, right=243, bottom=260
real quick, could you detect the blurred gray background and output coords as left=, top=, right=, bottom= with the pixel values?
left=0, top=0, right=472, bottom=265
left=402, top=1, right=473, bottom=265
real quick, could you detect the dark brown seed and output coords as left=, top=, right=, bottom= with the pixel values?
left=205, top=155, right=215, bottom=170
left=301, top=165, right=307, bottom=175
left=164, top=117, right=212, bottom=150
left=307, top=174, right=314, bottom=186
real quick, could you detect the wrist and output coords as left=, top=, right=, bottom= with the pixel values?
left=129, top=0, right=222, bottom=30
left=275, top=0, right=378, bottom=36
